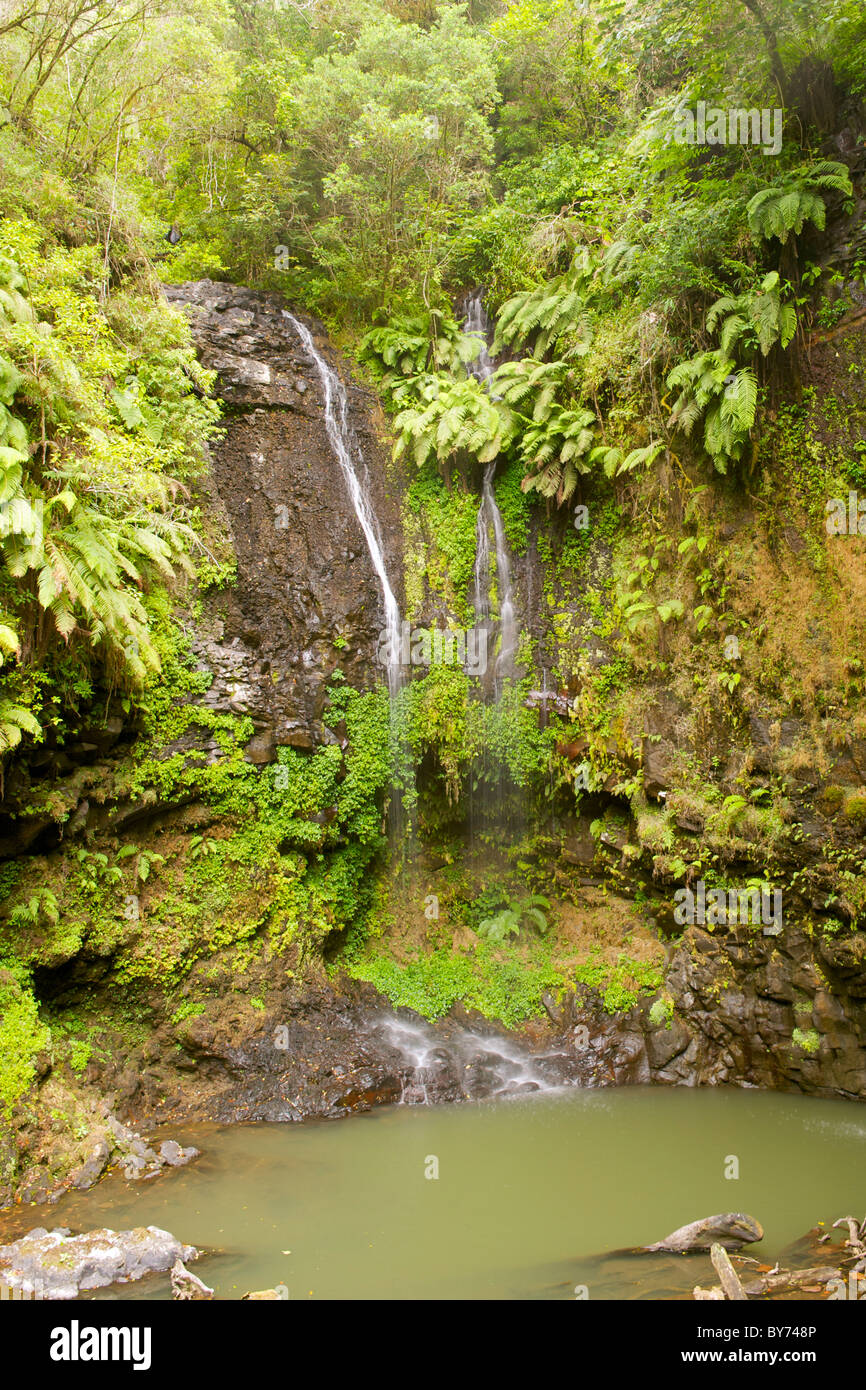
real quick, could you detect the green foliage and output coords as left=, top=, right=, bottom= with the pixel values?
left=392, top=666, right=555, bottom=813
left=189, top=835, right=219, bottom=860
left=345, top=943, right=563, bottom=1027
left=406, top=464, right=482, bottom=616
left=492, top=455, right=534, bottom=555
left=573, top=950, right=664, bottom=1015
left=648, top=995, right=674, bottom=1029
left=747, top=163, right=853, bottom=245
left=0, top=216, right=219, bottom=757
left=493, top=256, right=593, bottom=358
left=0, top=964, right=49, bottom=1117
left=492, top=357, right=598, bottom=504
left=666, top=274, right=798, bottom=473
left=360, top=309, right=482, bottom=409
left=1, top=0, right=865, bottom=1104
left=706, top=273, right=797, bottom=358
left=9, top=887, right=59, bottom=930
left=394, top=372, right=513, bottom=471
left=477, top=892, right=550, bottom=942
left=792, top=1026, right=820, bottom=1055
left=67, top=1037, right=93, bottom=1075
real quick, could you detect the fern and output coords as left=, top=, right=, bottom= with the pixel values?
left=0, top=699, right=41, bottom=753
left=667, top=267, right=798, bottom=472
left=360, top=309, right=481, bottom=409
left=706, top=273, right=797, bottom=358
left=476, top=893, right=550, bottom=941
left=493, top=252, right=594, bottom=358
left=747, top=161, right=852, bottom=245
left=0, top=246, right=209, bottom=739
left=393, top=374, right=514, bottom=471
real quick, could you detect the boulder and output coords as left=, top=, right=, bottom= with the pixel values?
left=0, top=1226, right=198, bottom=1300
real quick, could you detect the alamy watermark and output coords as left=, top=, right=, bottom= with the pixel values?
left=377, top=621, right=487, bottom=677
left=825, top=490, right=866, bottom=535
left=1, top=1279, right=45, bottom=1300
left=673, top=102, right=782, bottom=156
left=674, top=880, right=783, bottom=934
left=827, top=1271, right=866, bottom=1300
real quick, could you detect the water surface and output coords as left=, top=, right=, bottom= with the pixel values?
left=4, top=1085, right=864, bottom=1300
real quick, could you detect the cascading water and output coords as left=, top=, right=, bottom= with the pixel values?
left=465, top=294, right=517, bottom=685
left=375, top=1014, right=571, bottom=1103
left=285, top=312, right=409, bottom=839
left=479, top=464, right=517, bottom=681
left=284, top=312, right=402, bottom=699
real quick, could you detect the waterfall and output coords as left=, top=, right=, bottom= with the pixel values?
left=284, top=312, right=402, bottom=699
left=465, top=294, right=517, bottom=684
left=375, top=1013, right=569, bottom=1102
left=479, top=463, right=517, bottom=681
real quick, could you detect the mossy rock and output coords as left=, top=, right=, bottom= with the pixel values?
left=817, top=783, right=845, bottom=814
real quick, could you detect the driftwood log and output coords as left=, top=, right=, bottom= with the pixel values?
left=710, top=1243, right=747, bottom=1300
left=693, top=1212, right=866, bottom=1300
left=694, top=1264, right=844, bottom=1300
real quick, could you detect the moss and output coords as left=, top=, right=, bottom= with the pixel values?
left=493, top=455, right=535, bottom=556
left=0, top=664, right=394, bottom=1001
left=573, top=949, right=664, bottom=1015
left=345, top=941, right=563, bottom=1027
left=406, top=464, right=479, bottom=621
left=792, top=1026, right=821, bottom=1055
left=648, top=995, right=675, bottom=1029
left=0, top=966, right=49, bottom=1117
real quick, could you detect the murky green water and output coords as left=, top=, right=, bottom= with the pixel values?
left=5, top=1086, right=866, bottom=1299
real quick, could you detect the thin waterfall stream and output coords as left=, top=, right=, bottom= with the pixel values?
left=285, top=311, right=402, bottom=700
left=285, top=312, right=409, bottom=836
left=465, top=293, right=517, bottom=686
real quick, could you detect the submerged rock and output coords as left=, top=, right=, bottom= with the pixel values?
left=0, top=1225, right=198, bottom=1300
left=643, top=1213, right=763, bottom=1254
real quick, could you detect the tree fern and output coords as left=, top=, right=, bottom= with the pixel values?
left=747, top=161, right=852, bottom=245
left=0, top=242, right=214, bottom=752
left=393, top=374, right=514, bottom=471
left=706, top=273, right=797, bottom=359
left=493, top=253, right=594, bottom=358
left=360, top=309, right=481, bottom=408
left=518, top=404, right=597, bottom=503
left=668, top=265, right=798, bottom=472
left=0, top=700, right=41, bottom=754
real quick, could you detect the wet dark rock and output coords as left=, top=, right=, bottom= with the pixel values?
left=560, top=821, right=597, bottom=867
left=643, top=739, right=674, bottom=799
left=645, top=1017, right=691, bottom=1070
left=650, top=920, right=866, bottom=1097
left=163, top=280, right=404, bottom=756
left=641, top=691, right=690, bottom=798
left=748, top=715, right=805, bottom=775
left=541, top=991, right=564, bottom=1025
left=244, top=728, right=277, bottom=765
